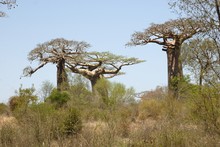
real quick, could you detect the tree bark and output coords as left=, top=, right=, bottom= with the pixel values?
left=90, top=76, right=100, bottom=93
left=215, top=0, right=220, bottom=26
left=57, top=58, right=68, bottom=91
left=166, top=43, right=183, bottom=98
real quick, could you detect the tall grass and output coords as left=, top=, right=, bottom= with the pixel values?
left=1, top=80, right=220, bottom=146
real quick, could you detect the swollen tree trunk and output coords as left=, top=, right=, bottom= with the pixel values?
left=166, top=44, right=183, bottom=98
left=57, top=58, right=69, bottom=91
left=90, top=77, right=100, bottom=93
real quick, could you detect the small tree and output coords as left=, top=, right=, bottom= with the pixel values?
left=38, top=80, right=54, bottom=102
left=46, top=89, right=70, bottom=108
left=94, top=79, right=136, bottom=108
left=182, top=38, right=220, bottom=86
left=23, top=38, right=90, bottom=91
left=8, top=85, right=37, bottom=112
left=66, top=51, right=144, bottom=91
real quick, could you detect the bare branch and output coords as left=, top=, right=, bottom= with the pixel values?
left=23, top=62, right=48, bottom=77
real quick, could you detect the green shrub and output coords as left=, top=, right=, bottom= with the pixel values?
left=8, top=86, right=38, bottom=113
left=94, top=79, right=136, bottom=108
left=62, top=108, right=82, bottom=136
left=47, top=89, right=70, bottom=108
left=190, top=86, right=220, bottom=135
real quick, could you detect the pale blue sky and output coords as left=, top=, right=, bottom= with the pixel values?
left=0, top=0, right=176, bottom=103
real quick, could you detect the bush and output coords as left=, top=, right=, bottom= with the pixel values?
left=0, top=123, right=18, bottom=147
left=8, top=86, right=38, bottom=113
left=190, top=86, right=220, bottom=135
left=46, top=89, right=70, bottom=108
left=138, top=99, right=164, bottom=120
left=62, top=108, right=82, bottom=136
left=0, top=103, right=10, bottom=116
left=94, top=79, right=136, bottom=108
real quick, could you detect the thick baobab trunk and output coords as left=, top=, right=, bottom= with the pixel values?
left=166, top=45, right=183, bottom=98
left=57, top=58, right=68, bottom=91
left=90, top=76, right=100, bottom=93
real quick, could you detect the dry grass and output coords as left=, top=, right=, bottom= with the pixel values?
left=0, top=116, right=17, bottom=127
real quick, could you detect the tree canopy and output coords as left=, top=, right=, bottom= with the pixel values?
left=24, top=38, right=144, bottom=92
left=170, top=0, right=220, bottom=86
left=127, top=18, right=204, bottom=98
left=23, top=38, right=90, bottom=91
left=182, top=38, right=220, bottom=85
left=66, top=51, right=145, bottom=91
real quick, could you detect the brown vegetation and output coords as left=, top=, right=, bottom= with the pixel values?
left=1, top=79, right=220, bottom=146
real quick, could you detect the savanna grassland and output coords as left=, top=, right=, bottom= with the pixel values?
left=1, top=77, right=220, bottom=147
left=2, top=0, right=220, bottom=146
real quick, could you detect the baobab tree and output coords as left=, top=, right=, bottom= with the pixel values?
left=66, top=51, right=144, bottom=91
left=127, top=18, right=203, bottom=98
left=170, top=0, right=220, bottom=86
left=0, top=0, right=17, bottom=17
left=23, top=38, right=90, bottom=91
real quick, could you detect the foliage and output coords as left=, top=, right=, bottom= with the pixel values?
left=138, top=99, right=165, bottom=120
left=46, top=89, right=70, bottom=108
left=182, top=38, right=220, bottom=85
left=67, top=51, right=145, bottom=90
left=67, top=74, right=92, bottom=101
left=190, top=85, right=220, bottom=135
left=23, top=38, right=90, bottom=91
left=8, top=85, right=37, bottom=112
left=0, top=103, right=10, bottom=116
left=2, top=79, right=220, bottom=146
left=127, top=17, right=203, bottom=98
left=0, top=123, right=17, bottom=146
left=94, top=79, right=136, bottom=108
left=38, top=80, right=54, bottom=102
left=62, top=108, right=82, bottom=136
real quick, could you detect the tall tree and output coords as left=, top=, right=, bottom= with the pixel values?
left=23, top=38, right=90, bottom=91
left=0, top=0, right=17, bottom=17
left=66, top=51, right=144, bottom=91
left=127, top=18, right=203, bottom=98
left=170, top=0, right=220, bottom=86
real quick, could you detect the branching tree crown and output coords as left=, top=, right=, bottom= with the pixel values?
left=23, top=38, right=90, bottom=91
left=182, top=38, right=220, bottom=85
left=127, top=18, right=204, bottom=98
left=170, top=0, right=220, bottom=87
left=66, top=51, right=145, bottom=91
